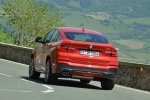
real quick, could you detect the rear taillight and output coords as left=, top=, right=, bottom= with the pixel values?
left=68, top=47, right=76, bottom=52
left=57, top=45, right=67, bottom=51
left=111, top=50, right=118, bottom=57
left=105, top=50, right=117, bottom=57
left=57, top=45, right=76, bottom=52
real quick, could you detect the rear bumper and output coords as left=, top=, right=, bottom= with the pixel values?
left=56, top=63, right=117, bottom=80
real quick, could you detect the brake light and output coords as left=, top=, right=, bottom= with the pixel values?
left=57, top=45, right=76, bottom=52
left=57, top=45, right=67, bottom=51
left=111, top=50, right=118, bottom=57
left=68, top=47, right=76, bottom=52
left=105, top=50, right=117, bottom=57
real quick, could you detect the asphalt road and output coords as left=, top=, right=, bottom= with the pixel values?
left=0, top=58, right=150, bottom=100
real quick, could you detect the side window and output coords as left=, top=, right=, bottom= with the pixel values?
left=50, top=30, right=60, bottom=42
left=43, top=30, right=55, bottom=43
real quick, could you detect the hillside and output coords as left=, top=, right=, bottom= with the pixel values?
left=39, top=0, right=150, bottom=17
left=37, top=0, right=150, bottom=40
left=1, top=0, right=150, bottom=18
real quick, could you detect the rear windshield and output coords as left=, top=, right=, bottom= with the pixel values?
left=64, top=32, right=109, bottom=44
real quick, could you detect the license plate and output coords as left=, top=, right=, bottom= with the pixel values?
left=80, top=50, right=99, bottom=56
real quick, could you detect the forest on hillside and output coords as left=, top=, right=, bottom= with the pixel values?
left=1, top=0, right=150, bottom=18
left=38, top=0, right=150, bottom=18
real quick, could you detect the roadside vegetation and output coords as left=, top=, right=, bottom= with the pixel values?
left=0, top=0, right=64, bottom=47
left=0, top=28, right=12, bottom=44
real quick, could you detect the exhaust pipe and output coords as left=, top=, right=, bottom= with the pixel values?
left=62, top=72, right=66, bottom=76
left=61, top=71, right=70, bottom=77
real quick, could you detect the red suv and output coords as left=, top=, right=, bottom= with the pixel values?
left=29, top=27, right=118, bottom=90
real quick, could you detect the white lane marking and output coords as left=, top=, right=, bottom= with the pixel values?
left=41, top=85, right=55, bottom=93
left=21, top=79, right=55, bottom=93
left=0, top=58, right=28, bottom=66
left=0, top=89, right=33, bottom=93
left=0, top=73, right=13, bottom=77
left=116, top=85, right=150, bottom=94
left=0, top=59, right=55, bottom=94
left=21, top=79, right=36, bottom=84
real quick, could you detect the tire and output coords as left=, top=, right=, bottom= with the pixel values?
left=101, top=79, right=114, bottom=90
left=29, top=59, right=40, bottom=79
left=45, top=60, right=57, bottom=84
left=80, top=79, right=91, bottom=84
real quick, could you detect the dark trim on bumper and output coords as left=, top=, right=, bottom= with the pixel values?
left=56, top=63, right=117, bottom=80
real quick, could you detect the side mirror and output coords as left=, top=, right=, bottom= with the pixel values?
left=35, top=37, right=43, bottom=43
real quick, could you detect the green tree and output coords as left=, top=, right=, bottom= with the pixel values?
left=0, top=28, right=12, bottom=44
left=2, top=0, right=64, bottom=47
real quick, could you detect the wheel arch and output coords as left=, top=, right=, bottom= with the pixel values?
left=31, top=54, right=34, bottom=59
left=46, top=55, right=55, bottom=74
left=46, top=55, right=51, bottom=63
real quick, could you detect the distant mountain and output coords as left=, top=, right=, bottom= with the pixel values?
left=38, top=0, right=150, bottom=18
left=1, top=0, right=150, bottom=18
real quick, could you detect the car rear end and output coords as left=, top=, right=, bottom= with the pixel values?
left=56, top=27, right=118, bottom=82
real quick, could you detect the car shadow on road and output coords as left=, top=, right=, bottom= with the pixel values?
left=21, top=76, right=102, bottom=90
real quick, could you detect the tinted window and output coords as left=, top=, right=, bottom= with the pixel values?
left=50, top=30, right=60, bottom=42
left=64, top=32, right=109, bottom=44
left=43, top=30, right=55, bottom=43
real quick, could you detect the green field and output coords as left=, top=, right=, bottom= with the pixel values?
left=111, top=39, right=150, bottom=64
left=114, top=39, right=144, bottom=49
left=120, top=18, right=150, bottom=25
left=62, top=12, right=119, bottom=34
left=68, top=0, right=81, bottom=8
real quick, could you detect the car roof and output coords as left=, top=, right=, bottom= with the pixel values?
left=56, top=27, right=103, bottom=35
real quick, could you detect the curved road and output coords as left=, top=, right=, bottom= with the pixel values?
left=0, top=59, right=149, bottom=100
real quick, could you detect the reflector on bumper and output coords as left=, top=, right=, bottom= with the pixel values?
left=72, top=71, right=103, bottom=78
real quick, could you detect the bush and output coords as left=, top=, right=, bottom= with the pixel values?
left=2, top=0, right=64, bottom=47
